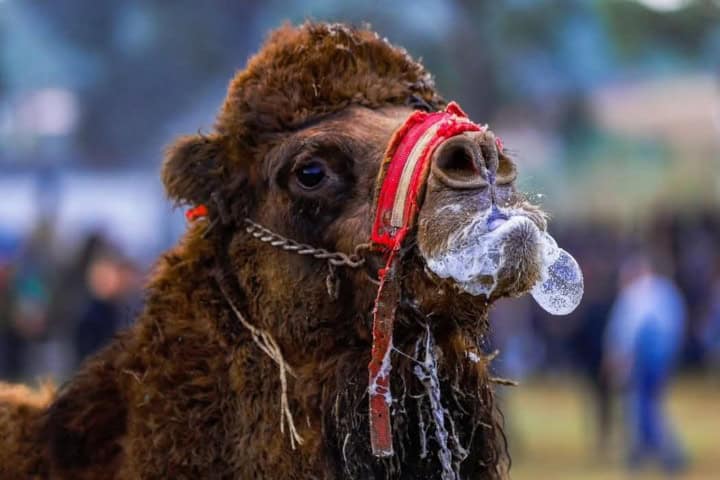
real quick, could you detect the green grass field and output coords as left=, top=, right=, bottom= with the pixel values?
left=504, top=375, right=719, bottom=480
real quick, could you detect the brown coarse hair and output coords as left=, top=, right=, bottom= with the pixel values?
left=0, top=22, right=508, bottom=480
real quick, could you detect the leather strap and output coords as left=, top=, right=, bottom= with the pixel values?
left=368, top=102, right=484, bottom=457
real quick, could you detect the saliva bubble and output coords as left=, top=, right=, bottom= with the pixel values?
left=530, top=232, right=584, bottom=315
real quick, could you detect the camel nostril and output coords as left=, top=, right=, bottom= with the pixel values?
left=432, top=137, right=487, bottom=189
left=437, top=144, right=476, bottom=178
left=436, top=144, right=480, bottom=179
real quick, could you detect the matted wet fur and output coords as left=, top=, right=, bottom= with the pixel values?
left=0, top=22, right=528, bottom=479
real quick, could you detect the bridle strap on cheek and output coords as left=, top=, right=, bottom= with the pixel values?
left=367, top=102, right=484, bottom=457
left=182, top=101, right=490, bottom=458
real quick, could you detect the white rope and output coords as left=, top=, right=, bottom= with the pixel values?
left=218, top=283, right=304, bottom=449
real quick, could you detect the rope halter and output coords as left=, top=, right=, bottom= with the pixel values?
left=185, top=101, right=497, bottom=457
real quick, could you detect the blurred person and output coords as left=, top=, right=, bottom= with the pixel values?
left=490, top=296, right=546, bottom=380
left=0, top=255, right=22, bottom=380
left=52, top=232, right=112, bottom=364
left=570, top=251, right=616, bottom=460
left=5, top=218, right=70, bottom=380
left=52, top=233, right=107, bottom=326
left=0, top=232, right=19, bottom=379
left=3, top=225, right=117, bottom=381
left=489, top=296, right=546, bottom=459
left=603, top=254, right=687, bottom=473
left=73, top=254, right=141, bottom=362
left=669, top=215, right=717, bottom=367
left=573, top=223, right=627, bottom=456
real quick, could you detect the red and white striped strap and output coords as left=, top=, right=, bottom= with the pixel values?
left=367, top=102, right=485, bottom=457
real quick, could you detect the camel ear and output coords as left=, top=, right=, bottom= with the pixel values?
left=161, top=133, right=226, bottom=206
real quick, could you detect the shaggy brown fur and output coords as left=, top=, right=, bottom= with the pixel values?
left=0, top=22, right=538, bottom=479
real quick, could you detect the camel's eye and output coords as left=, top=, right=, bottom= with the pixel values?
left=296, top=161, right=327, bottom=190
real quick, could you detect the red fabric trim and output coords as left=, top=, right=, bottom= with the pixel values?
left=367, top=102, right=486, bottom=457
left=495, top=136, right=504, bottom=154
left=444, top=100, right=468, bottom=117
left=185, top=204, right=208, bottom=221
left=367, top=249, right=398, bottom=456
left=370, top=104, right=482, bottom=251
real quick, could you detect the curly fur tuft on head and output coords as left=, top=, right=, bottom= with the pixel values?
left=217, top=22, right=443, bottom=145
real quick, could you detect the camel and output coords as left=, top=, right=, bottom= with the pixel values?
left=0, top=22, right=580, bottom=479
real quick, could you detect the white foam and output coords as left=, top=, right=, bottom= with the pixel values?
left=413, top=329, right=459, bottom=480
left=530, top=231, right=584, bottom=315
left=425, top=215, right=531, bottom=296
left=368, top=340, right=394, bottom=405
left=465, top=351, right=481, bottom=364
left=423, top=211, right=584, bottom=315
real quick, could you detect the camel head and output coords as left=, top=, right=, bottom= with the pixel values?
left=160, top=22, right=583, bottom=478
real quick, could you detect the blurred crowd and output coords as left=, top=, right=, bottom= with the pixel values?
left=2, top=206, right=718, bottom=382
left=493, top=208, right=720, bottom=376
left=0, top=197, right=718, bottom=476
left=0, top=218, right=144, bottom=382
left=491, top=206, right=720, bottom=473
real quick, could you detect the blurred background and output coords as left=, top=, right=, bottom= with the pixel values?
left=0, top=0, right=718, bottom=478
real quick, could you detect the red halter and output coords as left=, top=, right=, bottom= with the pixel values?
left=368, top=101, right=486, bottom=457
left=187, top=101, right=495, bottom=458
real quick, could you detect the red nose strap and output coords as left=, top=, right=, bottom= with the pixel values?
left=368, top=102, right=485, bottom=457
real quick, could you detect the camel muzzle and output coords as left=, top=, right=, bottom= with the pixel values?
left=368, top=101, right=584, bottom=458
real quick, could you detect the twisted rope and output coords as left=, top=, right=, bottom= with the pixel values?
left=216, top=280, right=305, bottom=449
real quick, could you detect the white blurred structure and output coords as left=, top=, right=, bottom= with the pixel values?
left=0, top=170, right=183, bottom=262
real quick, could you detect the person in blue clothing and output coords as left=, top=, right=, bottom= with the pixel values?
left=603, top=254, right=687, bottom=473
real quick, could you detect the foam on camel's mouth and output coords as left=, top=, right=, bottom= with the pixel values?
left=421, top=209, right=584, bottom=314
left=423, top=213, right=539, bottom=296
